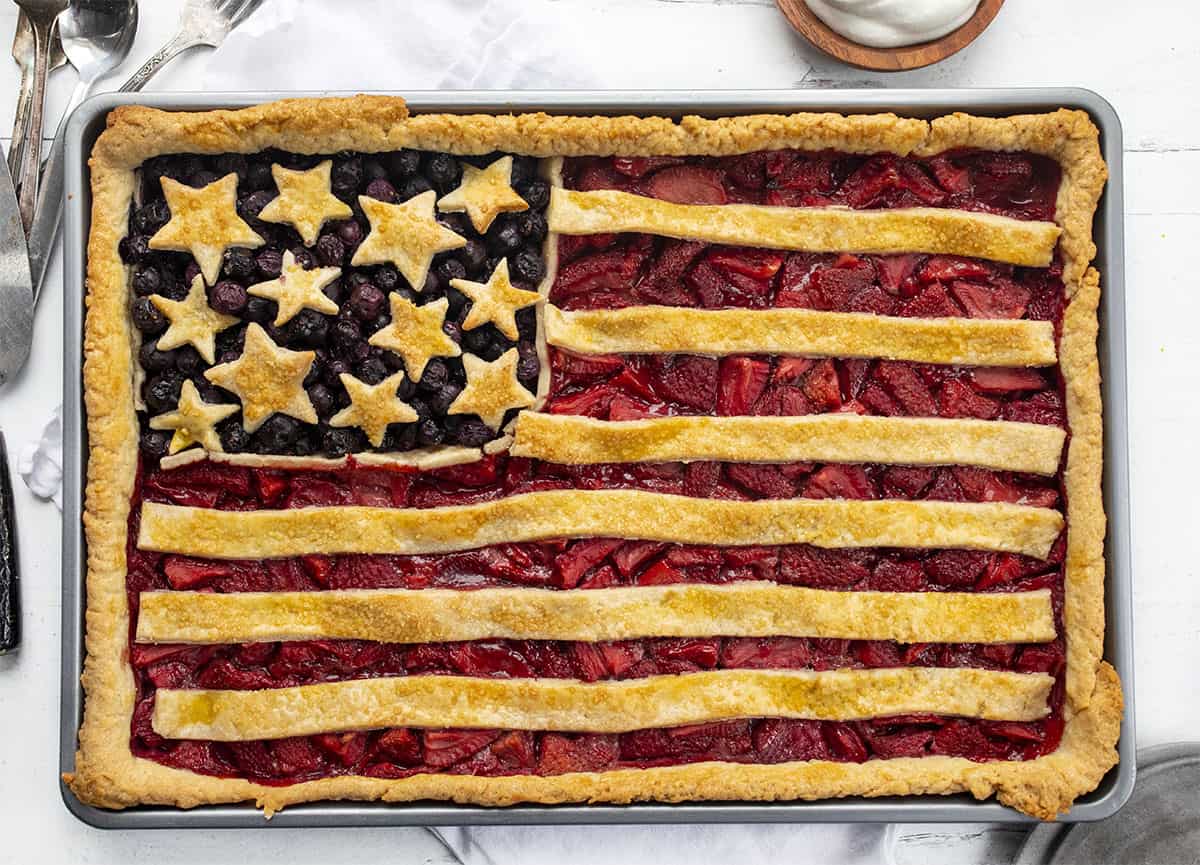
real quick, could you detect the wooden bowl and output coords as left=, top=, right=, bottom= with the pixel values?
left=775, top=0, right=1005, bottom=71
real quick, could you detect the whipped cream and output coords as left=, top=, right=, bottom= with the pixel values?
left=805, top=0, right=981, bottom=48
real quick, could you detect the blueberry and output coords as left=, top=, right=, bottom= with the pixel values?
left=384, top=423, right=417, bottom=451
left=144, top=371, right=184, bottom=413
left=304, top=352, right=324, bottom=387
left=322, top=427, right=362, bottom=457
left=408, top=397, right=431, bottom=422
left=463, top=328, right=491, bottom=355
left=379, top=350, right=405, bottom=373
left=364, top=178, right=398, bottom=203
left=435, top=258, right=467, bottom=285
left=244, top=296, right=276, bottom=324
left=457, top=240, right=488, bottom=275
left=363, top=160, right=388, bottom=183
left=335, top=219, right=364, bottom=248
left=421, top=271, right=442, bottom=296
left=331, top=318, right=363, bottom=352
left=388, top=150, right=421, bottom=178
left=442, top=320, right=462, bottom=345
left=132, top=297, right=166, bottom=334
left=430, top=383, right=461, bottom=414
left=510, top=157, right=537, bottom=188
left=349, top=340, right=371, bottom=363
left=223, top=247, right=258, bottom=281
left=217, top=418, right=248, bottom=452
left=238, top=190, right=277, bottom=223
left=373, top=264, right=400, bottom=293
left=399, top=176, right=433, bottom=201
left=244, top=161, right=273, bottom=191
left=119, top=235, right=151, bottom=264
left=255, top=248, right=284, bottom=278
left=511, top=249, right=545, bottom=284
left=315, top=234, right=346, bottom=266
left=131, top=265, right=163, bottom=297
left=287, top=309, right=329, bottom=348
left=289, top=247, right=316, bottom=269
left=210, top=280, right=248, bottom=315
left=323, top=359, right=351, bottom=388
left=307, top=383, right=336, bottom=417
left=355, top=356, right=388, bottom=385
left=517, top=179, right=550, bottom=210
left=347, top=282, right=385, bottom=321
left=517, top=342, right=540, bottom=383
left=139, top=341, right=175, bottom=373
left=425, top=153, right=461, bottom=193
left=183, top=262, right=202, bottom=287
left=418, top=358, right=448, bottom=392
left=133, top=199, right=170, bottom=235
left=445, top=288, right=467, bottom=318
left=174, top=346, right=203, bottom=376
left=321, top=277, right=344, bottom=305
left=417, top=418, right=444, bottom=446
left=331, top=156, right=363, bottom=198
left=395, top=373, right=416, bottom=400
left=487, top=221, right=522, bottom=255
left=515, top=210, right=548, bottom=242
left=190, top=170, right=220, bottom=189
left=454, top=418, right=494, bottom=447
left=214, top=153, right=249, bottom=182
left=437, top=212, right=472, bottom=237
left=139, top=429, right=171, bottom=457
left=254, top=414, right=302, bottom=452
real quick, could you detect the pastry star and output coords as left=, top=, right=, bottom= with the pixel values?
left=448, top=348, right=536, bottom=430
left=247, top=250, right=341, bottom=326
left=256, top=160, right=354, bottom=246
left=329, top=371, right=419, bottom=447
left=350, top=190, right=466, bottom=290
left=148, top=173, right=264, bottom=285
left=436, top=155, right=529, bottom=233
left=204, top=323, right=317, bottom=433
left=450, top=259, right=542, bottom=341
left=151, top=274, right=239, bottom=364
left=149, top=379, right=239, bottom=454
left=368, top=294, right=461, bottom=382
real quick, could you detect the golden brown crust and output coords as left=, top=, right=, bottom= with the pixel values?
left=153, top=668, right=1054, bottom=741
left=511, top=413, right=1066, bottom=475
left=71, top=97, right=1115, bottom=819
left=136, top=493, right=1064, bottom=559
left=136, top=584, right=1055, bottom=646
left=545, top=305, right=1057, bottom=367
left=549, top=189, right=1060, bottom=266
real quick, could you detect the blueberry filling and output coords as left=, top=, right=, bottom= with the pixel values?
left=128, top=149, right=547, bottom=459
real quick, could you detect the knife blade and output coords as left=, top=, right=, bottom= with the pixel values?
left=0, top=143, right=34, bottom=387
left=0, top=432, right=19, bottom=654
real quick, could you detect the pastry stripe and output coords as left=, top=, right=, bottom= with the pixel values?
left=511, top=413, right=1066, bottom=475
left=135, top=584, right=1056, bottom=646
left=544, top=305, right=1057, bottom=367
left=137, top=492, right=1064, bottom=560
left=152, top=667, right=1054, bottom=741
left=548, top=188, right=1061, bottom=267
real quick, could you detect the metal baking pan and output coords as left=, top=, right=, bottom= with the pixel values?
left=59, top=89, right=1134, bottom=828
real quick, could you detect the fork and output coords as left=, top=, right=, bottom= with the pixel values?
left=7, top=10, right=66, bottom=176
left=118, top=0, right=262, bottom=92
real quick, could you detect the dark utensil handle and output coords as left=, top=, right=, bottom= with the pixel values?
left=0, top=432, right=19, bottom=654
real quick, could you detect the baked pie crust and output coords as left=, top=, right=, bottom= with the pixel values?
left=69, top=96, right=1118, bottom=820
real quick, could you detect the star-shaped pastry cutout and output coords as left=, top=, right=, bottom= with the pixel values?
left=448, top=348, right=536, bottom=430
left=246, top=250, right=341, bottom=326
left=256, top=160, right=354, bottom=246
left=149, top=379, right=240, bottom=454
left=368, top=294, right=461, bottom=382
left=350, top=190, right=466, bottom=290
left=436, top=156, right=530, bottom=233
left=450, top=259, right=543, bottom=341
left=151, top=274, right=239, bottom=364
left=204, top=323, right=317, bottom=433
left=148, top=173, right=264, bottom=285
left=329, top=371, right=419, bottom=447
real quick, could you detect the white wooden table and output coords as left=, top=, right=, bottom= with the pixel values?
left=0, top=1, right=1195, bottom=861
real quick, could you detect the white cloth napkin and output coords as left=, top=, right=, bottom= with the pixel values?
left=24, top=2, right=898, bottom=861
left=19, top=404, right=62, bottom=510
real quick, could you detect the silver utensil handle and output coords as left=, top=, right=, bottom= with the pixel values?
left=0, top=432, right=20, bottom=654
left=119, top=31, right=201, bottom=92
left=7, top=15, right=34, bottom=177
left=27, top=82, right=87, bottom=302
left=15, top=18, right=52, bottom=232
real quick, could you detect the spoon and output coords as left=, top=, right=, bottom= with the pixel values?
left=26, top=0, right=138, bottom=303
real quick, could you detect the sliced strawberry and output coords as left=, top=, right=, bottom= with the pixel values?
left=862, top=727, right=934, bottom=759
left=880, top=466, right=936, bottom=498
left=950, top=279, right=1030, bottom=319
left=930, top=720, right=1007, bottom=760
left=772, top=357, right=815, bottom=385
left=598, top=641, right=645, bottom=676
left=637, top=560, right=686, bottom=585
left=612, top=156, right=685, bottom=178
left=1018, top=486, right=1060, bottom=508
left=925, top=550, right=990, bottom=587
left=926, top=155, right=971, bottom=194
left=226, top=742, right=280, bottom=778
left=803, top=465, right=874, bottom=500
left=608, top=363, right=659, bottom=401
left=664, top=546, right=723, bottom=567
left=554, top=250, right=642, bottom=298
left=720, top=637, right=811, bottom=670
left=971, top=366, right=1046, bottom=393
left=637, top=240, right=706, bottom=304
left=982, top=721, right=1046, bottom=743
left=875, top=255, right=920, bottom=296
left=422, top=729, right=499, bottom=768
left=725, top=464, right=795, bottom=498
left=650, top=355, right=718, bottom=411
left=836, top=358, right=871, bottom=400
left=652, top=637, right=720, bottom=668
left=976, top=554, right=1025, bottom=589
left=939, top=378, right=999, bottom=419
left=554, top=538, right=623, bottom=588
left=779, top=545, right=871, bottom=587
left=162, top=556, right=232, bottom=590
left=272, top=737, right=324, bottom=776
left=607, top=394, right=663, bottom=421
left=254, top=470, right=289, bottom=505
left=301, top=555, right=334, bottom=587
left=449, top=641, right=536, bottom=678
left=130, top=644, right=195, bottom=666
left=708, top=248, right=784, bottom=280
left=753, top=719, right=828, bottom=763
left=538, top=733, right=619, bottom=774
left=917, top=256, right=991, bottom=284
left=823, top=723, right=869, bottom=762
left=716, top=357, right=770, bottom=416
left=897, top=283, right=961, bottom=318
left=611, top=540, right=667, bottom=576
left=875, top=361, right=937, bottom=415
left=572, top=643, right=609, bottom=682
left=801, top=359, right=842, bottom=411
left=554, top=350, right=624, bottom=384
left=1002, top=391, right=1065, bottom=426
left=847, top=284, right=898, bottom=316
left=643, top=165, right=727, bottom=205
left=488, top=730, right=536, bottom=769
left=807, top=258, right=874, bottom=310
left=753, top=384, right=812, bottom=416
left=547, top=384, right=615, bottom=417
left=683, top=461, right=721, bottom=497
left=923, top=468, right=968, bottom=502
left=855, top=641, right=902, bottom=667
left=951, top=466, right=1021, bottom=503
left=864, top=558, right=925, bottom=592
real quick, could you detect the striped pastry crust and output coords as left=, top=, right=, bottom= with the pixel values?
left=69, top=97, right=1117, bottom=821
left=136, top=494, right=1064, bottom=559
left=135, top=584, right=1056, bottom=646
left=548, top=188, right=1060, bottom=266
left=544, top=305, right=1058, bottom=367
